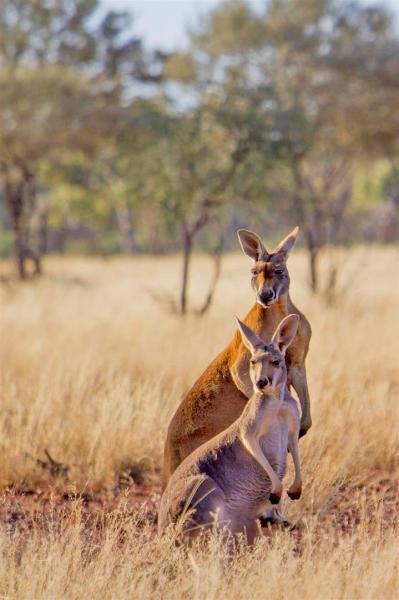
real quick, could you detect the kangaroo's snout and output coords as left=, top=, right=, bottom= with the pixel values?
left=259, top=289, right=275, bottom=305
left=257, top=377, right=271, bottom=390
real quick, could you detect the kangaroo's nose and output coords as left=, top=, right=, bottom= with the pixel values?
left=259, top=290, right=274, bottom=304
left=257, top=377, right=271, bottom=390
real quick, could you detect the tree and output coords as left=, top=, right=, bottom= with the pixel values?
left=156, top=7, right=285, bottom=314
left=0, top=0, right=158, bottom=277
left=188, top=0, right=399, bottom=292
left=147, top=105, right=236, bottom=314
left=0, top=66, right=117, bottom=276
left=265, top=0, right=399, bottom=291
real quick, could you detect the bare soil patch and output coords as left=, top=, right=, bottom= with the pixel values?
left=1, top=471, right=397, bottom=550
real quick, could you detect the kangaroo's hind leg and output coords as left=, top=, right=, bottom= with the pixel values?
left=285, top=404, right=302, bottom=500
left=183, top=476, right=232, bottom=538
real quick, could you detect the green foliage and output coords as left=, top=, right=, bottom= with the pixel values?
left=64, top=230, right=122, bottom=256
left=352, top=162, right=391, bottom=207
left=0, top=229, right=13, bottom=258
left=383, top=166, right=399, bottom=205
left=0, top=65, right=114, bottom=166
left=0, top=0, right=398, bottom=268
left=193, top=0, right=266, bottom=56
left=163, top=53, right=198, bottom=83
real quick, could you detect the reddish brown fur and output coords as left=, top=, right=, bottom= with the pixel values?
left=164, top=299, right=311, bottom=484
left=163, top=229, right=312, bottom=486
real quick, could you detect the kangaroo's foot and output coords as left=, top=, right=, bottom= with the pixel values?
left=258, top=509, right=292, bottom=530
left=299, top=417, right=312, bottom=439
left=269, top=492, right=281, bottom=505
left=269, top=480, right=283, bottom=505
left=287, top=482, right=302, bottom=500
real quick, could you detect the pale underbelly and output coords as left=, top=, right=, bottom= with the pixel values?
left=260, top=422, right=289, bottom=481
left=220, top=423, right=289, bottom=518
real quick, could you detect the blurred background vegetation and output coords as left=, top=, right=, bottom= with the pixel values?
left=0, top=0, right=398, bottom=311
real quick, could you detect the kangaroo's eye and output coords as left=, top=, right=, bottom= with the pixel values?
left=274, top=268, right=284, bottom=275
left=271, top=360, right=281, bottom=367
left=250, top=359, right=256, bottom=365
left=251, top=269, right=259, bottom=276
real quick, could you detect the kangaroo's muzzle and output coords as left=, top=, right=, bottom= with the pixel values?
left=258, top=289, right=275, bottom=306
left=256, top=377, right=271, bottom=390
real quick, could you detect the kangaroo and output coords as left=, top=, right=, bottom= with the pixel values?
left=158, top=315, right=302, bottom=544
left=163, top=227, right=311, bottom=501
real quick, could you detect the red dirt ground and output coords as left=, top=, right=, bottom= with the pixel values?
left=1, top=470, right=398, bottom=549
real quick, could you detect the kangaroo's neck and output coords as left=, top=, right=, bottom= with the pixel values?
left=257, top=292, right=290, bottom=318
left=244, top=292, right=291, bottom=333
left=239, top=386, right=284, bottom=438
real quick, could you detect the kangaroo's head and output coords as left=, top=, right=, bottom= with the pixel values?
left=236, top=314, right=299, bottom=393
left=237, top=227, right=299, bottom=308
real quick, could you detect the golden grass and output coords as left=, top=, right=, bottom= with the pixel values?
left=0, top=503, right=397, bottom=600
left=0, top=246, right=398, bottom=598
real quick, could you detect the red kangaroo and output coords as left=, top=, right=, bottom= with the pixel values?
left=158, top=315, right=302, bottom=545
left=163, top=227, right=311, bottom=523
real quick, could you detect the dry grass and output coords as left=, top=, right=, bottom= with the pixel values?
left=0, top=246, right=398, bottom=598
left=0, top=502, right=397, bottom=600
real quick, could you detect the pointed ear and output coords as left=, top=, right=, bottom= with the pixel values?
left=237, top=229, right=268, bottom=261
left=273, top=226, right=299, bottom=259
left=271, top=314, right=299, bottom=355
left=235, top=317, right=264, bottom=355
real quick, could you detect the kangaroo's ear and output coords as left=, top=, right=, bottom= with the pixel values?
left=235, top=317, right=265, bottom=354
left=237, top=229, right=268, bottom=261
left=271, top=314, right=299, bottom=355
left=273, top=226, right=299, bottom=259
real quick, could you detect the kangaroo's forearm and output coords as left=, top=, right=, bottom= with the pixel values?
left=287, top=431, right=302, bottom=500
left=239, top=432, right=282, bottom=498
left=290, top=365, right=312, bottom=436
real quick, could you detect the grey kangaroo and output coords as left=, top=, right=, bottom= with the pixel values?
left=158, top=314, right=302, bottom=544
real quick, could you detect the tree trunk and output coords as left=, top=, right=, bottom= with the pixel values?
left=290, top=157, right=319, bottom=290
left=5, top=166, right=41, bottom=279
left=198, top=237, right=224, bottom=316
left=5, top=181, right=26, bottom=279
left=26, top=247, right=41, bottom=276
left=180, top=232, right=193, bottom=316
left=38, top=210, right=48, bottom=256
left=15, top=221, right=26, bottom=279
left=305, top=230, right=319, bottom=293
left=115, top=204, right=137, bottom=253
left=309, top=246, right=318, bottom=293
left=179, top=210, right=211, bottom=315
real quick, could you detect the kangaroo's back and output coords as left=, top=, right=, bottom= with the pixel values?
left=163, top=339, right=247, bottom=484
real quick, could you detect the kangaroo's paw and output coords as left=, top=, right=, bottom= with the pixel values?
left=270, top=480, right=283, bottom=504
left=299, top=418, right=312, bottom=439
left=287, top=483, right=302, bottom=501
left=269, top=492, right=281, bottom=505
left=269, top=481, right=283, bottom=505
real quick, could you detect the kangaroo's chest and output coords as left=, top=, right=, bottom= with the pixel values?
left=259, top=420, right=288, bottom=479
left=216, top=423, right=289, bottom=514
